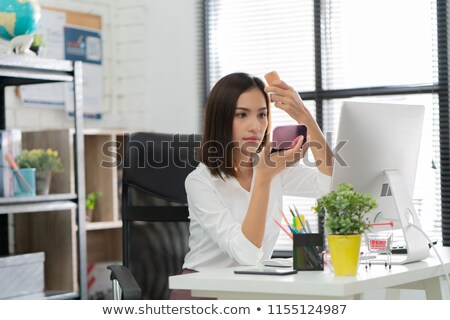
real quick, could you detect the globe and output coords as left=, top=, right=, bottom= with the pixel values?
left=0, top=0, right=41, bottom=41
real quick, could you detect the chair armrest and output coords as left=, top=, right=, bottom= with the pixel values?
left=107, top=265, right=142, bottom=300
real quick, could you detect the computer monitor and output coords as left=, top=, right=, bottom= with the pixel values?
left=331, top=101, right=429, bottom=264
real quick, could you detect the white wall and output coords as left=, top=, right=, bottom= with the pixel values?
left=140, top=0, right=203, bottom=134
left=3, top=0, right=202, bottom=134
left=115, top=0, right=203, bottom=134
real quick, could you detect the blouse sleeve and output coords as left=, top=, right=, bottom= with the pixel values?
left=185, top=174, right=264, bottom=265
left=280, top=163, right=332, bottom=197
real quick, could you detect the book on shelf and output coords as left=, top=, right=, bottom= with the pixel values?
left=0, top=130, right=22, bottom=197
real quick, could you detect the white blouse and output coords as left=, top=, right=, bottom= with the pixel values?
left=182, top=162, right=331, bottom=271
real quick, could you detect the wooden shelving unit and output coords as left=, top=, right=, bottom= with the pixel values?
left=83, top=129, right=126, bottom=264
left=14, top=128, right=126, bottom=287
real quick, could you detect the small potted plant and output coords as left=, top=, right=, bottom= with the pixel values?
left=16, top=148, right=64, bottom=195
left=86, top=192, right=101, bottom=222
left=30, top=33, right=44, bottom=55
left=312, top=182, right=377, bottom=276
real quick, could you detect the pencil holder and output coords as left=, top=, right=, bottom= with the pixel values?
left=293, top=233, right=324, bottom=271
left=13, top=168, right=36, bottom=197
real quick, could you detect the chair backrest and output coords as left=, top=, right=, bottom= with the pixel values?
left=122, top=132, right=201, bottom=299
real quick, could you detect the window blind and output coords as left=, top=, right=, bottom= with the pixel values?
left=320, top=0, right=443, bottom=242
left=206, top=0, right=315, bottom=91
left=206, top=0, right=318, bottom=251
left=205, top=0, right=448, bottom=248
left=321, top=0, right=438, bottom=89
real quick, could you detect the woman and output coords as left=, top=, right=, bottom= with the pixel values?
left=170, top=72, right=333, bottom=299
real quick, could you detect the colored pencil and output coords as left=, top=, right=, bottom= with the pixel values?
left=279, top=209, right=298, bottom=234
left=292, top=204, right=309, bottom=233
left=273, top=217, right=293, bottom=239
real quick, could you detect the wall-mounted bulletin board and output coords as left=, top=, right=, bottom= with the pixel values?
left=20, top=6, right=103, bottom=119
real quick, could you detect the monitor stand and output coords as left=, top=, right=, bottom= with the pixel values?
left=384, top=170, right=429, bottom=264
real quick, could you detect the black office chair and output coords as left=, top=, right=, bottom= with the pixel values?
left=108, top=132, right=201, bottom=299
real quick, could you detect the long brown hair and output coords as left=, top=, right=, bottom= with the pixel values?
left=199, top=72, right=270, bottom=178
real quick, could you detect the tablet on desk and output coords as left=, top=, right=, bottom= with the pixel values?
left=234, top=268, right=297, bottom=276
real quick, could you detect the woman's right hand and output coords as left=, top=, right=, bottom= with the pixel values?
left=254, top=135, right=305, bottom=183
left=241, top=135, right=305, bottom=247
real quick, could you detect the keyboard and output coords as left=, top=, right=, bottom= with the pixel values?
left=391, top=245, right=408, bottom=254
left=391, top=238, right=438, bottom=254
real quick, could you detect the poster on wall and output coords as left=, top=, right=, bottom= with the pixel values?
left=19, top=8, right=103, bottom=119
left=64, top=26, right=102, bottom=119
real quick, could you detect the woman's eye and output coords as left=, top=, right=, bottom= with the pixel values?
left=258, top=113, right=267, bottom=119
left=236, top=112, right=246, bottom=118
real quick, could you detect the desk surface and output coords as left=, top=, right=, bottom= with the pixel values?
left=169, top=246, right=450, bottom=299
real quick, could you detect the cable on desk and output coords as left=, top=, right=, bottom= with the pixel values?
left=409, top=224, right=450, bottom=298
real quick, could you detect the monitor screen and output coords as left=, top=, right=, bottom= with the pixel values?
left=330, top=101, right=429, bottom=263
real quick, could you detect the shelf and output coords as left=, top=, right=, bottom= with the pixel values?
left=0, top=193, right=77, bottom=205
left=0, top=193, right=77, bottom=214
left=86, top=220, right=122, bottom=231
left=7, top=290, right=79, bottom=300
left=0, top=54, right=74, bottom=85
left=0, top=200, right=77, bottom=214
left=43, top=291, right=80, bottom=300
left=0, top=69, right=73, bottom=85
left=0, top=54, right=73, bottom=71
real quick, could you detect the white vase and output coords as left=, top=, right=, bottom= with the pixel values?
left=35, top=170, right=52, bottom=195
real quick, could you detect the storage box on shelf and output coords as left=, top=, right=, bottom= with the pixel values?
left=0, top=55, right=86, bottom=299
left=0, top=252, right=45, bottom=299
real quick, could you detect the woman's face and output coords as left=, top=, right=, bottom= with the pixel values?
left=232, top=87, right=268, bottom=156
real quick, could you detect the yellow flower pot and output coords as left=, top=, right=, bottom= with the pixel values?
left=327, top=234, right=361, bottom=276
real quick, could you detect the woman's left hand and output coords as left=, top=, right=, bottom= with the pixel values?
left=264, top=80, right=312, bottom=124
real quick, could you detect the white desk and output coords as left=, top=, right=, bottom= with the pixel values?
left=169, top=247, right=450, bottom=299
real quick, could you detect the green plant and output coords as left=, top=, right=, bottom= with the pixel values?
left=32, top=33, right=44, bottom=47
left=16, top=148, right=64, bottom=173
left=312, top=182, right=377, bottom=235
left=86, top=192, right=101, bottom=211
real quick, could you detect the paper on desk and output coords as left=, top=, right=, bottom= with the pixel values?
left=261, top=258, right=293, bottom=268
